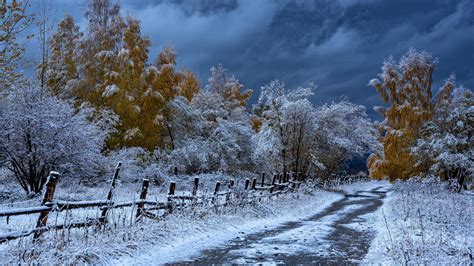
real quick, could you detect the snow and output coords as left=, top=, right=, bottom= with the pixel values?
left=114, top=188, right=345, bottom=265
left=364, top=178, right=473, bottom=264
left=102, top=84, right=119, bottom=97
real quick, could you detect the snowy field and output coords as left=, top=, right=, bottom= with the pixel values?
left=0, top=179, right=341, bottom=264
left=1, top=178, right=472, bottom=265
left=365, top=178, right=473, bottom=264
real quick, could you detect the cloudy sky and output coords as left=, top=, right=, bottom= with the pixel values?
left=29, top=0, right=474, bottom=118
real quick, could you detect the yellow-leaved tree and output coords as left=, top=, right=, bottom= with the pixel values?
left=367, top=49, right=436, bottom=181
left=45, top=0, right=200, bottom=151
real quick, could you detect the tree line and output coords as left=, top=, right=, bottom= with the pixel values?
left=0, top=0, right=471, bottom=195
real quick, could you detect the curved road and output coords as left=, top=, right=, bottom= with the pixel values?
left=172, top=186, right=389, bottom=265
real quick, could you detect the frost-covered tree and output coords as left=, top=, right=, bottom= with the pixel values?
left=0, top=86, right=107, bottom=194
left=312, top=101, right=376, bottom=179
left=45, top=15, right=82, bottom=97
left=162, top=67, right=254, bottom=174
left=412, top=77, right=473, bottom=187
left=368, top=49, right=436, bottom=181
left=253, top=80, right=316, bottom=174
left=207, top=64, right=252, bottom=107
left=253, top=80, right=375, bottom=177
left=44, top=0, right=200, bottom=152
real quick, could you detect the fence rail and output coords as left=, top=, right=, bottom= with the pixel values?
left=0, top=164, right=310, bottom=243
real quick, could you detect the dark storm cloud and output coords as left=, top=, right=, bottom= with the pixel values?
left=29, top=0, right=474, bottom=119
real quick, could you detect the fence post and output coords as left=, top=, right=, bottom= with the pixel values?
left=192, top=177, right=199, bottom=196
left=99, top=162, right=122, bottom=223
left=214, top=181, right=221, bottom=195
left=278, top=173, right=282, bottom=184
left=229, top=179, right=234, bottom=189
left=261, top=173, right=265, bottom=187
left=33, top=171, right=60, bottom=240
left=245, top=178, right=250, bottom=190
left=270, top=174, right=277, bottom=193
left=168, top=181, right=176, bottom=213
left=135, top=178, right=149, bottom=220
left=212, top=181, right=221, bottom=205
left=252, top=178, right=257, bottom=190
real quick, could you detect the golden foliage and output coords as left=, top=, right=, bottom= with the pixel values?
left=0, top=0, right=34, bottom=88
left=368, top=49, right=435, bottom=181
left=48, top=0, right=200, bottom=151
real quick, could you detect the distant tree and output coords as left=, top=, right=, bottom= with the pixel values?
left=207, top=64, right=252, bottom=107
left=147, top=46, right=200, bottom=151
left=412, top=77, right=473, bottom=189
left=34, top=0, right=54, bottom=91
left=253, top=80, right=375, bottom=177
left=163, top=68, right=254, bottom=174
left=45, top=15, right=82, bottom=97
left=46, top=0, right=200, bottom=151
left=368, top=49, right=436, bottom=181
left=0, top=0, right=34, bottom=89
left=312, top=101, right=376, bottom=179
left=0, top=86, right=107, bottom=194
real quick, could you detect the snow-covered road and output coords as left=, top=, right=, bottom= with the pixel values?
left=172, top=185, right=389, bottom=264
left=116, top=182, right=391, bottom=265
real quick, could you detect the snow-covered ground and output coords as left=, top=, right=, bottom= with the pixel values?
left=365, top=178, right=473, bottom=264
left=115, top=187, right=345, bottom=265
left=0, top=181, right=343, bottom=264
left=2, top=178, right=471, bottom=265
left=118, top=180, right=390, bottom=265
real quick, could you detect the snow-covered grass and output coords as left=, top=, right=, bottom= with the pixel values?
left=0, top=172, right=255, bottom=236
left=365, top=178, right=473, bottom=264
left=0, top=180, right=343, bottom=264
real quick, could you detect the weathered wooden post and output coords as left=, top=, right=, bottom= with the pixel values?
left=99, top=162, right=122, bottom=223
left=270, top=174, right=277, bottom=193
left=212, top=181, right=221, bottom=205
left=261, top=173, right=265, bottom=187
left=278, top=173, right=282, bottom=184
left=244, top=178, right=250, bottom=190
left=135, top=178, right=150, bottom=220
left=192, top=177, right=199, bottom=196
left=168, top=181, right=176, bottom=213
left=252, top=178, right=257, bottom=190
left=229, top=179, right=235, bottom=189
left=33, top=171, right=60, bottom=240
left=214, top=181, right=221, bottom=195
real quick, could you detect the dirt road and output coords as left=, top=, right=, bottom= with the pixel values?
left=173, top=186, right=389, bottom=265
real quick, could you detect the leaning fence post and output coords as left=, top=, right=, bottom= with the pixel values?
left=99, top=162, right=122, bottom=223
left=244, top=178, right=250, bottom=190
left=192, top=177, right=199, bottom=196
left=261, top=173, right=265, bottom=187
left=33, top=171, right=60, bottom=240
left=168, top=181, right=176, bottom=213
left=214, top=181, right=221, bottom=195
left=252, top=178, right=257, bottom=190
left=135, top=178, right=150, bottom=220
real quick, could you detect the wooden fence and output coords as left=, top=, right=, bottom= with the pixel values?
left=0, top=163, right=308, bottom=243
